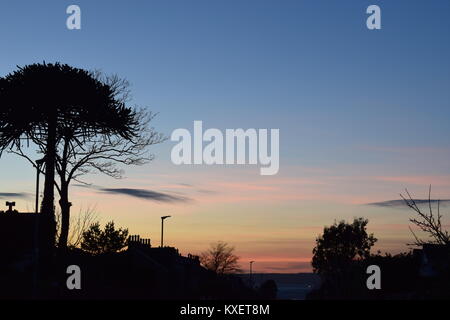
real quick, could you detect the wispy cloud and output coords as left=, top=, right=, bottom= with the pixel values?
left=374, top=175, right=450, bottom=187
left=262, top=262, right=311, bottom=272
left=196, top=189, right=218, bottom=194
left=242, top=260, right=312, bottom=273
left=73, top=184, right=191, bottom=203
left=178, top=183, right=193, bottom=187
left=0, top=192, right=31, bottom=199
left=358, top=145, right=450, bottom=154
left=99, top=188, right=191, bottom=203
left=367, top=199, right=450, bottom=208
left=72, top=184, right=93, bottom=189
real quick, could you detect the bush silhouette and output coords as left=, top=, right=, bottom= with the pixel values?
left=81, top=221, right=129, bottom=255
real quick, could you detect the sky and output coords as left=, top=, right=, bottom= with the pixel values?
left=0, top=0, right=450, bottom=273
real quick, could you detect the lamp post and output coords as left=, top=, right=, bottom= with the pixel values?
left=160, top=215, right=171, bottom=247
left=250, top=260, right=255, bottom=287
left=35, top=157, right=45, bottom=214
left=33, top=157, right=45, bottom=297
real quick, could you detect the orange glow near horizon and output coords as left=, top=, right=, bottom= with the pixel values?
left=2, top=162, right=450, bottom=274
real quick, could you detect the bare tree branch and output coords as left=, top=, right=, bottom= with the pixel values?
left=402, top=186, right=450, bottom=246
left=56, top=205, right=98, bottom=248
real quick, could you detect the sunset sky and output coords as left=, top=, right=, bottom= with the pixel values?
left=1, top=0, right=450, bottom=273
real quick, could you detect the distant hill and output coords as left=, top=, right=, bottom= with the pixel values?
left=238, top=273, right=321, bottom=300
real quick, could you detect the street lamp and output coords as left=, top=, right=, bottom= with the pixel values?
left=35, top=157, right=45, bottom=214
left=160, top=215, right=171, bottom=247
left=33, top=156, right=45, bottom=298
left=250, top=261, right=255, bottom=287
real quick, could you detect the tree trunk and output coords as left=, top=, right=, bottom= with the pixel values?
left=58, top=182, right=71, bottom=249
left=40, top=115, right=57, bottom=247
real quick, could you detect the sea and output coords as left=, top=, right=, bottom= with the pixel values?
left=239, top=273, right=322, bottom=300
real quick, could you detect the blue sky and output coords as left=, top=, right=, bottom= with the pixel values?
left=0, top=1, right=450, bottom=272
left=2, top=0, right=449, bottom=163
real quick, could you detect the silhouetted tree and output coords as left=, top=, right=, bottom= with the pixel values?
left=259, top=279, right=278, bottom=300
left=0, top=63, right=165, bottom=249
left=311, top=218, right=377, bottom=298
left=80, top=221, right=128, bottom=255
left=401, top=186, right=450, bottom=245
left=200, top=241, right=242, bottom=275
left=307, top=251, right=422, bottom=300
left=312, top=217, right=377, bottom=275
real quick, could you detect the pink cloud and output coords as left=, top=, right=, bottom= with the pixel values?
left=358, top=145, right=450, bottom=154
left=374, top=175, right=450, bottom=187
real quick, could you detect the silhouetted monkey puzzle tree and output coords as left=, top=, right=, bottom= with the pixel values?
left=0, top=62, right=164, bottom=248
